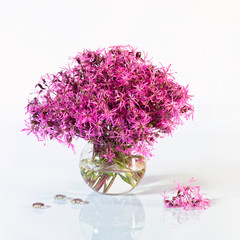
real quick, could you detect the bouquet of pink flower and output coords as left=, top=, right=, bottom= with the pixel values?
left=24, top=45, right=193, bottom=193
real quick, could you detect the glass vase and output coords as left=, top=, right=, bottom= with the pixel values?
left=79, top=142, right=146, bottom=195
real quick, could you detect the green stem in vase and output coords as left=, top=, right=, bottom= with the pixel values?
left=94, top=174, right=110, bottom=192
left=103, top=173, right=117, bottom=193
left=88, top=174, right=99, bottom=188
left=80, top=145, right=146, bottom=194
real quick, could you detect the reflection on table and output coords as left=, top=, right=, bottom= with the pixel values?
left=79, top=193, right=145, bottom=240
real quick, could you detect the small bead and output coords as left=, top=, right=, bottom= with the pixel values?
left=32, top=202, right=45, bottom=209
left=70, top=198, right=83, bottom=205
left=54, top=194, right=67, bottom=201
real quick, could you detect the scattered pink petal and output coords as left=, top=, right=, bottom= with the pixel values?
left=162, top=178, right=211, bottom=210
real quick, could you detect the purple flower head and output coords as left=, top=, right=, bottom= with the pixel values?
left=24, top=45, right=194, bottom=160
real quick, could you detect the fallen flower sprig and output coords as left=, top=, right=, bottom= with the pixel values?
left=162, top=178, right=211, bottom=210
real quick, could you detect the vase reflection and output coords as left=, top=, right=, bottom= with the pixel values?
left=79, top=193, right=145, bottom=240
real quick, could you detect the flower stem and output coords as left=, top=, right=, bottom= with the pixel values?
left=103, top=173, right=117, bottom=193
left=94, top=174, right=110, bottom=192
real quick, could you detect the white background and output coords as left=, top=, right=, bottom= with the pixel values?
left=0, top=0, right=240, bottom=239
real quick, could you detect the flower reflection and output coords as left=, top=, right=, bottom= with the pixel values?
left=163, top=207, right=202, bottom=225
left=79, top=193, right=145, bottom=240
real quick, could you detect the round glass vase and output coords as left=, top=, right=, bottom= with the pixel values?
left=79, top=142, right=146, bottom=195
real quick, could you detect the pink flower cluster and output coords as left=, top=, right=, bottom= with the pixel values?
left=24, top=45, right=193, bottom=160
left=163, top=178, right=211, bottom=210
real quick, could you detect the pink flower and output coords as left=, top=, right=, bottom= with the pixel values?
left=162, top=178, right=211, bottom=210
left=24, top=45, right=194, bottom=160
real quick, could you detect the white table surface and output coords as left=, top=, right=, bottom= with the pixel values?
left=1, top=164, right=240, bottom=240
left=1, top=123, right=240, bottom=240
